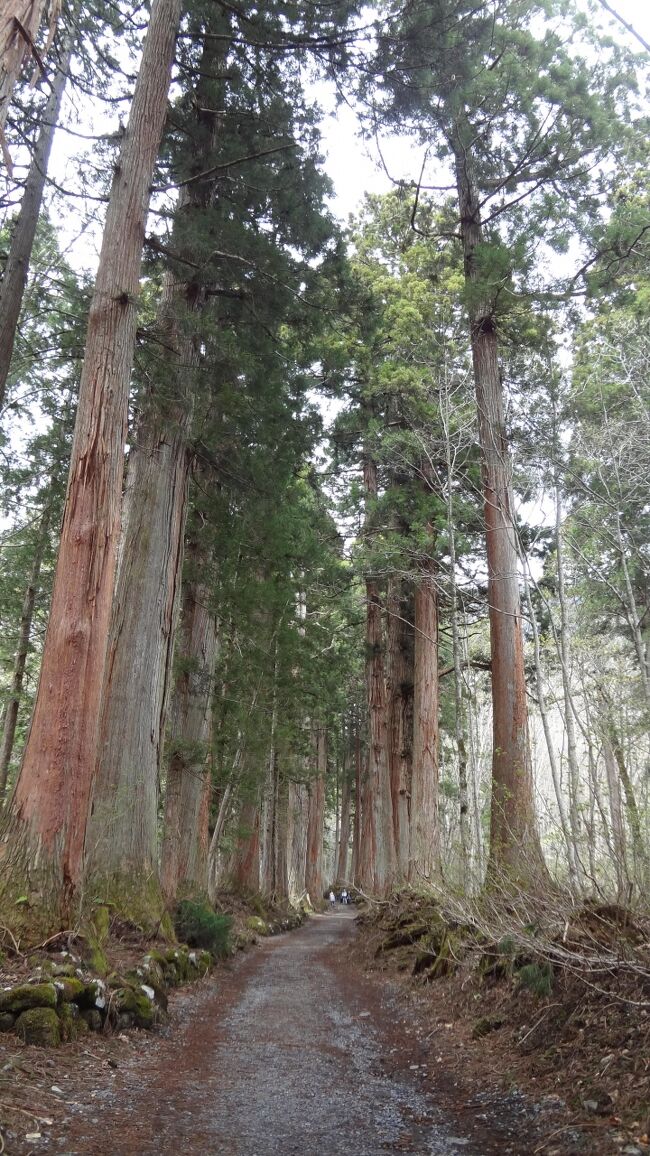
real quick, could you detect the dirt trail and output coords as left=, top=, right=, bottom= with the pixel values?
left=13, top=910, right=563, bottom=1155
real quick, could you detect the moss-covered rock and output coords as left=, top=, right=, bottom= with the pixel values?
left=58, top=1002, right=88, bottom=1042
left=81, top=1008, right=103, bottom=1032
left=51, top=963, right=79, bottom=978
left=75, top=980, right=107, bottom=1011
left=15, top=1007, right=61, bottom=1047
left=53, top=976, right=85, bottom=1003
left=0, top=1012, right=15, bottom=1032
left=139, top=956, right=166, bottom=988
left=0, top=982, right=57, bottom=1013
left=246, top=916, right=268, bottom=936
left=124, top=969, right=168, bottom=1012
left=113, top=986, right=159, bottom=1029
left=164, top=948, right=192, bottom=984
left=83, top=904, right=111, bottom=975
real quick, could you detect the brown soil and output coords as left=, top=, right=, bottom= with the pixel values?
left=354, top=896, right=650, bottom=1156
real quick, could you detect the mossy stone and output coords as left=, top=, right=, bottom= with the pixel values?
left=58, top=1002, right=88, bottom=1042
left=246, top=916, right=268, bottom=936
left=140, top=956, right=166, bottom=982
left=114, top=987, right=158, bottom=1029
left=0, top=982, right=57, bottom=1013
left=163, top=949, right=187, bottom=984
left=15, top=1007, right=61, bottom=1047
left=82, top=1009, right=103, bottom=1031
left=0, top=1012, right=15, bottom=1032
left=51, top=963, right=78, bottom=978
left=54, top=977, right=85, bottom=1003
left=124, top=970, right=167, bottom=1012
left=76, top=981, right=107, bottom=1010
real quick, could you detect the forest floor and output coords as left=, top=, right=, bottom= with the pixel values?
left=1, top=904, right=641, bottom=1155
left=354, top=892, right=650, bottom=1156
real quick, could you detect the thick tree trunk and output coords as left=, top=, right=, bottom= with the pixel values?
left=85, top=30, right=223, bottom=915
left=0, top=505, right=50, bottom=799
left=386, top=576, right=413, bottom=880
left=334, top=742, right=352, bottom=883
left=160, top=576, right=218, bottom=903
left=442, top=383, right=471, bottom=884
left=84, top=378, right=192, bottom=913
left=363, top=453, right=396, bottom=895
left=351, top=724, right=362, bottom=885
left=0, top=19, right=74, bottom=408
left=227, top=797, right=261, bottom=893
left=410, top=557, right=439, bottom=883
left=304, top=725, right=326, bottom=902
left=260, top=641, right=280, bottom=897
left=452, top=128, right=547, bottom=887
left=287, top=780, right=309, bottom=900
left=0, top=0, right=182, bottom=926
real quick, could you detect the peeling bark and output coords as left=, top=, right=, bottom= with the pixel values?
left=452, top=124, right=547, bottom=887
left=160, top=574, right=218, bottom=902
left=0, top=0, right=182, bottom=924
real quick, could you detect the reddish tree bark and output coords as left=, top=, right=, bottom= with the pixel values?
left=0, top=0, right=182, bottom=925
left=287, top=780, right=309, bottom=899
left=228, top=798, right=261, bottom=893
left=363, top=454, right=396, bottom=895
left=452, top=124, right=547, bottom=886
left=304, top=725, right=326, bottom=901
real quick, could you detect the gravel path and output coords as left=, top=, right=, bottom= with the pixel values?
left=31, top=910, right=543, bottom=1155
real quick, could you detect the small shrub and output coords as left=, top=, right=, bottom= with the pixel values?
left=516, top=960, right=553, bottom=997
left=173, top=900, right=232, bottom=958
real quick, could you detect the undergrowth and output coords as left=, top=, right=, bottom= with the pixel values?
left=173, top=899, right=232, bottom=957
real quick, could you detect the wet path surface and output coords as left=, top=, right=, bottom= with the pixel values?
left=43, top=911, right=538, bottom=1155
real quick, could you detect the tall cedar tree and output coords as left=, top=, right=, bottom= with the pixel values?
left=372, top=0, right=634, bottom=885
left=0, top=0, right=182, bottom=928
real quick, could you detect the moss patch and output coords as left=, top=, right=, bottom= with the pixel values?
left=15, top=1007, right=61, bottom=1047
left=0, top=982, right=57, bottom=1013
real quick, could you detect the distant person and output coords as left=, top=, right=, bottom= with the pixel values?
left=341, top=888, right=348, bottom=905
left=329, top=890, right=336, bottom=908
